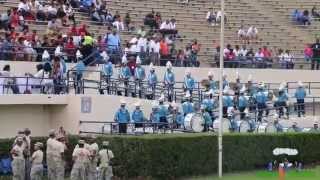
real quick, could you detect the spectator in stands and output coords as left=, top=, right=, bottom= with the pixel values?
left=113, top=16, right=125, bottom=31
left=80, top=0, right=93, bottom=13
left=155, top=12, right=162, bottom=29
left=0, top=9, right=11, bottom=31
left=52, top=56, right=63, bottom=94
left=18, top=0, right=32, bottom=18
left=237, top=25, right=246, bottom=43
left=144, top=9, right=156, bottom=30
left=246, top=26, right=258, bottom=44
left=149, top=36, right=160, bottom=66
left=191, top=39, right=200, bottom=67
left=284, top=49, right=294, bottom=69
left=304, top=44, right=313, bottom=63
left=301, top=10, right=311, bottom=26
left=47, top=2, right=58, bottom=20
left=137, top=35, right=147, bottom=57
left=35, top=1, right=46, bottom=21
left=311, top=6, right=320, bottom=20
left=106, top=29, right=121, bottom=55
left=124, top=12, right=131, bottom=31
left=292, top=9, right=301, bottom=23
left=216, top=10, right=227, bottom=24
left=176, top=49, right=185, bottom=67
left=262, top=46, right=273, bottom=67
left=160, top=38, right=169, bottom=66
left=311, top=38, right=320, bottom=70
left=278, top=49, right=286, bottom=69
left=160, top=19, right=178, bottom=35
left=254, top=48, right=265, bottom=68
left=137, top=26, right=147, bottom=37
left=206, top=8, right=216, bottom=26
left=239, top=45, right=248, bottom=65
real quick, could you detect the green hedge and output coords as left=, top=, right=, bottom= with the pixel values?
left=1, top=133, right=320, bottom=179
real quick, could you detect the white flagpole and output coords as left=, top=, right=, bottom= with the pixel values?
left=218, top=0, right=225, bottom=178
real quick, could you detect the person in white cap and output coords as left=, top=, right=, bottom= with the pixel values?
left=201, top=91, right=215, bottom=120
left=253, top=82, right=269, bottom=121
left=46, top=130, right=56, bottom=180
left=76, top=50, right=83, bottom=61
left=150, top=101, right=160, bottom=123
left=147, top=63, right=158, bottom=99
left=98, top=141, right=114, bottom=180
left=54, top=134, right=66, bottom=180
left=294, top=81, right=306, bottom=117
left=183, top=68, right=195, bottom=96
left=310, top=121, right=320, bottom=133
left=222, top=86, right=234, bottom=118
left=102, top=51, right=113, bottom=94
left=247, top=74, right=258, bottom=97
left=87, top=135, right=99, bottom=180
left=30, top=142, right=44, bottom=180
left=208, top=71, right=217, bottom=94
left=200, top=105, right=213, bottom=132
left=134, top=56, right=146, bottom=98
left=164, top=61, right=175, bottom=102
left=131, top=101, right=145, bottom=128
left=275, top=85, right=289, bottom=119
left=238, top=86, right=248, bottom=119
left=114, top=99, right=130, bottom=133
left=182, top=92, right=194, bottom=117
left=11, top=136, right=25, bottom=180
left=119, top=54, right=131, bottom=96
left=272, top=114, right=284, bottom=132
left=70, top=140, right=90, bottom=180
left=222, top=73, right=229, bottom=89
left=158, top=94, right=169, bottom=128
left=75, top=54, right=86, bottom=94
left=42, top=50, right=50, bottom=62
left=234, top=71, right=241, bottom=96
left=171, top=102, right=184, bottom=128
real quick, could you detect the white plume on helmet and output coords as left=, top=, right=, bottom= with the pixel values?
left=136, top=56, right=142, bottom=64
left=121, top=54, right=128, bottom=64
left=100, top=51, right=110, bottom=61
left=42, top=50, right=50, bottom=60
left=76, top=50, right=83, bottom=59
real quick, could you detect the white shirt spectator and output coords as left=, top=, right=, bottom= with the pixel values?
left=160, top=21, right=171, bottom=30
left=234, top=49, right=241, bottom=57
left=239, top=48, right=248, bottom=56
left=223, top=48, right=230, bottom=57
left=255, top=51, right=264, bottom=61
left=47, top=5, right=57, bottom=15
left=112, top=20, right=124, bottom=31
left=238, top=28, right=246, bottom=38
left=129, top=44, right=138, bottom=53
left=18, top=1, right=30, bottom=12
left=169, top=22, right=176, bottom=29
left=284, top=52, right=294, bottom=63
left=247, top=26, right=258, bottom=38
left=137, top=37, right=147, bottom=53
left=149, top=40, right=160, bottom=53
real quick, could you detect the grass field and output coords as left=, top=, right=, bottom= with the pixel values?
left=189, top=166, right=320, bottom=180
left=1, top=166, right=319, bottom=180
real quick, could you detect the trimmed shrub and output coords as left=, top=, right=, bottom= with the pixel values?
left=1, top=133, right=320, bottom=179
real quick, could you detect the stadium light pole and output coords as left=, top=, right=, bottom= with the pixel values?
left=218, top=0, right=225, bottom=178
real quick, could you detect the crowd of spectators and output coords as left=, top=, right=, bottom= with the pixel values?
left=213, top=43, right=297, bottom=69
left=206, top=8, right=227, bottom=26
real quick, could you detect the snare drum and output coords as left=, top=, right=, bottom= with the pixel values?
left=213, top=118, right=231, bottom=133
left=257, top=122, right=269, bottom=133
left=184, top=113, right=204, bottom=132
left=239, top=121, right=251, bottom=133
left=265, top=123, right=277, bottom=133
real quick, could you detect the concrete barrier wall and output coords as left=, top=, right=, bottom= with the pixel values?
left=0, top=95, right=158, bottom=138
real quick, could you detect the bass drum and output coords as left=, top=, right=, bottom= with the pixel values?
left=265, top=123, right=277, bottom=133
left=184, top=113, right=204, bottom=132
left=213, top=118, right=231, bottom=133
left=257, top=122, right=269, bottom=133
left=239, top=121, right=251, bottom=133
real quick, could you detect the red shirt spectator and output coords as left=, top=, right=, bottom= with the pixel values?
left=262, top=46, right=272, bottom=58
left=160, top=40, right=169, bottom=56
left=78, top=24, right=88, bottom=36
left=304, top=44, right=313, bottom=57
left=64, top=37, right=76, bottom=58
left=69, top=24, right=78, bottom=36
left=10, top=10, right=20, bottom=28
left=227, top=50, right=236, bottom=61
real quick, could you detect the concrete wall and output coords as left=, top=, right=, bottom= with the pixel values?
left=0, top=95, right=157, bottom=138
